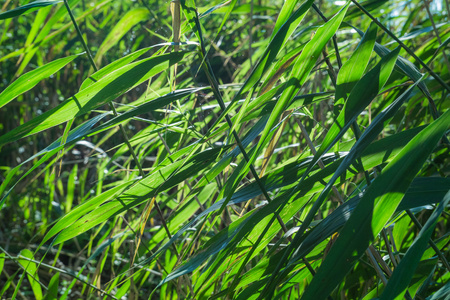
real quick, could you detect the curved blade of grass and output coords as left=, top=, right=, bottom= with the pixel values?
left=253, top=2, right=350, bottom=172
left=304, top=46, right=400, bottom=178
left=18, top=249, right=43, bottom=300
left=47, top=145, right=227, bottom=245
left=428, top=280, right=450, bottom=300
left=212, top=0, right=238, bottom=43
left=43, top=272, right=59, bottom=300
left=302, top=108, right=450, bottom=300
left=0, top=53, right=82, bottom=109
left=380, top=190, right=450, bottom=300
left=335, top=21, right=377, bottom=108
left=80, top=47, right=151, bottom=90
left=271, top=0, right=299, bottom=39
left=0, top=0, right=62, bottom=20
left=94, top=8, right=150, bottom=66
left=282, top=78, right=421, bottom=273
left=0, top=51, right=189, bottom=147
left=0, top=253, right=4, bottom=275
left=351, top=24, right=431, bottom=99
left=156, top=125, right=424, bottom=288
left=13, top=4, right=53, bottom=77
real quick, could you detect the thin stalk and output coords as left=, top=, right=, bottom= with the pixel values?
left=312, top=3, right=372, bottom=186
left=445, top=0, right=450, bottom=20
left=249, top=0, right=254, bottom=67
left=381, top=228, right=398, bottom=267
left=312, top=3, right=342, bottom=68
left=387, top=226, right=402, bottom=264
left=423, top=0, right=450, bottom=72
left=63, top=0, right=176, bottom=254
left=1, top=248, right=118, bottom=299
left=367, top=249, right=388, bottom=285
left=350, top=0, right=450, bottom=94
left=405, top=209, right=450, bottom=272
left=170, top=0, right=181, bottom=91
left=193, top=15, right=288, bottom=231
left=297, top=119, right=344, bottom=204
left=188, top=8, right=305, bottom=298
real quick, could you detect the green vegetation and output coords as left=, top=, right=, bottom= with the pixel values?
left=0, top=0, right=449, bottom=299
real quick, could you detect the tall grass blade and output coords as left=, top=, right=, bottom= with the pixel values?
left=94, top=8, right=150, bottom=66
left=0, top=54, right=81, bottom=109
left=0, top=0, right=62, bottom=20
left=302, top=108, right=450, bottom=299
left=380, top=191, right=450, bottom=300
left=0, top=52, right=189, bottom=146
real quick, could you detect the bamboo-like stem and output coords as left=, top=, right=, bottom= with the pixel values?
left=170, top=0, right=181, bottom=91
left=63, top=0, right=176, bottom=255
left=381, top=228, right=398, bottom=267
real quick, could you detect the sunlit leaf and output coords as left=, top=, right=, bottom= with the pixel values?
left=0, top=54, right=81, bottom=109
left=0, top=0, right=62, bottom=20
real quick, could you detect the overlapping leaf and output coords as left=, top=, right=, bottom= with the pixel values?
left=0, top=54, right=81, bottom=109
left=0, top=0, right=62, bottom=20
left=0, top=51, right=189, bottom=146
left=302, top=108, right=449, bottom=299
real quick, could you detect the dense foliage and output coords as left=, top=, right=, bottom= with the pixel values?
left=0, top=0, right=449, bottom=299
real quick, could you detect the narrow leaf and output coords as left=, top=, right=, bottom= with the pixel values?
left=0, top=0, right=62, bottom=20
left=94, top=8, right=150, bottom=65
left=0, top=54, right=81, bottom=109
left=302, top=108, right=450, bottom=299
left=306, top=46, right=400, bottom=175
left=380, top=190, right=450, bottom=300
left=0, top=51, right=189, bottom=147
left=335, top=22, right=377, bottom=108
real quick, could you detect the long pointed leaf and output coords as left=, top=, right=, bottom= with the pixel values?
left=0, top=51, right=189, bottom=146
left=380, top=190, right=450, bottom=300
left=0, top=53, right=82, bottom=109
left=302, top=108, right=450, bottom=299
